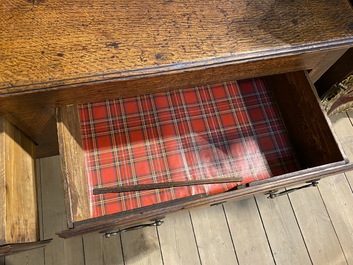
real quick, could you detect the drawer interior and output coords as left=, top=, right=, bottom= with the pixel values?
left=57, top=71, right=347, bottom=226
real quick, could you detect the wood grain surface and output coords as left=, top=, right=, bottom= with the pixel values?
left=323, top=112, right=353, bottom=264
left=288, top=186, right=346, bottom=264
left=255, top=195, right=312, bottom=265
left=224, top=198, right=275, bottom=265
left=121, top=227, right=163, bottom=265
left=1, top=0, right=353, bottom=93
left=38, top=156, right=85, bottom=265
left=0, top=119, right=5, bottom=245
left=56, top=106, right=91, bottom=225
left=82, top=233, right=124, bottom=265
left=0, top=117, right=38, bottom=244
left=190, top=205, right=238, bottom=265
left=157, top=212, right=201, bottom=265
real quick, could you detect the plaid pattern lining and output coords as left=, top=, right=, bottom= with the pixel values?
left=79, top=78, right=300, bottom=217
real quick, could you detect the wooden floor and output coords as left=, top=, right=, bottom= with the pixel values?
left=2, top=111, right=353, bottom=265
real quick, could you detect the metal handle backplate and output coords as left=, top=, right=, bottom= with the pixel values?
left=103, top=220, right=164, bottom=238
left=267, top=181, right=319, bottom=199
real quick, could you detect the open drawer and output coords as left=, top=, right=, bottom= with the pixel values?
left=56, top=71, right=353, bottom=238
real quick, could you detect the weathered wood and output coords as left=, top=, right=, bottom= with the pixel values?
left=56, top=105, right=91, bottom=225
left=39, top=156, right=85, bottom=265
left=82, top=233, right=124, bottom=265
left=223, top=198, right=275, bottom=265
left=0, top=120, right=5, bottom=246
left=158, top=212, right=201, bottom=265
left=255, top=195, right=311, bottom=265
left=0, top=240, right=51, bottom=258
left=190, top=205, right=238, bottom=265
left=4, top=249, right=45, bottom=265
left=317, top=112, right=353, bottom=263
left=121, top=227, right=163, bottom=265
left=339, top=110, right=353, bottom=187
left=94, top=177, right=243, bottom=194
left=0, top=117, right=38, bottom=244
left=289, top=186, right=346, bottom=264
left=102, top=235, right=124, bottom=265
left=318, top=173, right=353, bottom=264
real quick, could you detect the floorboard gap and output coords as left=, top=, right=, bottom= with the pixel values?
left=222, top=204, right=240, bottom=265
left=254, top=196, right=277, bottom=265
left=287, top=194, right=314, bottom=265
left=188, top=211, right=203, bottom=265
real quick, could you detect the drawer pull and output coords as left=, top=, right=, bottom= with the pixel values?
left=103, top=220, right=164, bottom=238
left=267, top=181, right=319, bottom=199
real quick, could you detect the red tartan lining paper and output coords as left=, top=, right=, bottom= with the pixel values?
left=78, top=78, right=300, bottom=217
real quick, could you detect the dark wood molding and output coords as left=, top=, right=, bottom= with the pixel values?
left=0, top=240, right=52, bottom=257
left=315, top=48, right=353, bottom=97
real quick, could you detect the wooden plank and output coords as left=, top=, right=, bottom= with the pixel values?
left=82, top=233, right=124, bottom=265
left=312, top=111, right=353, bottom=264
left=0, top=117, right=38, bottom=244
left=255, top=195, right=311, bottom=265
left=288, top=186, right=347, bottom=264
left=5, top=248, right=45, bottom=265
left=158, top=212, right=201, bottom=265
left=0, top=240, right=51, bottom=257
left=102, top=235, right=125, bottom=265
left=330, top=111, right=353, bottom=187
left=318, top=173, right=353, bottom=264
left=0, top=119, right=5, bottom=246
left=39, top=156, right=85, bottom=265
left=121, top=227, right=163, bottom=265
left=56, top=105, right=91, bottom=225
left=190, top=205, right=238, bottom=265
left=35, top=160, right=44, bottom=241
left=223, top=198, right=275, bottom=265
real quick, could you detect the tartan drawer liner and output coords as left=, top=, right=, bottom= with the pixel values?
left=79, top=78, right=300, bottom=217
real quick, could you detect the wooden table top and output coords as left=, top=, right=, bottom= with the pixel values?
left=1, top=0, right=353, bottom=95
left=1, top=0, right=353, bottom=158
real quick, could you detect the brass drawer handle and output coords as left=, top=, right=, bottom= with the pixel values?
left=267, top=181, right=319, bottom=199
left=103, top=220, right=164, bottom=238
